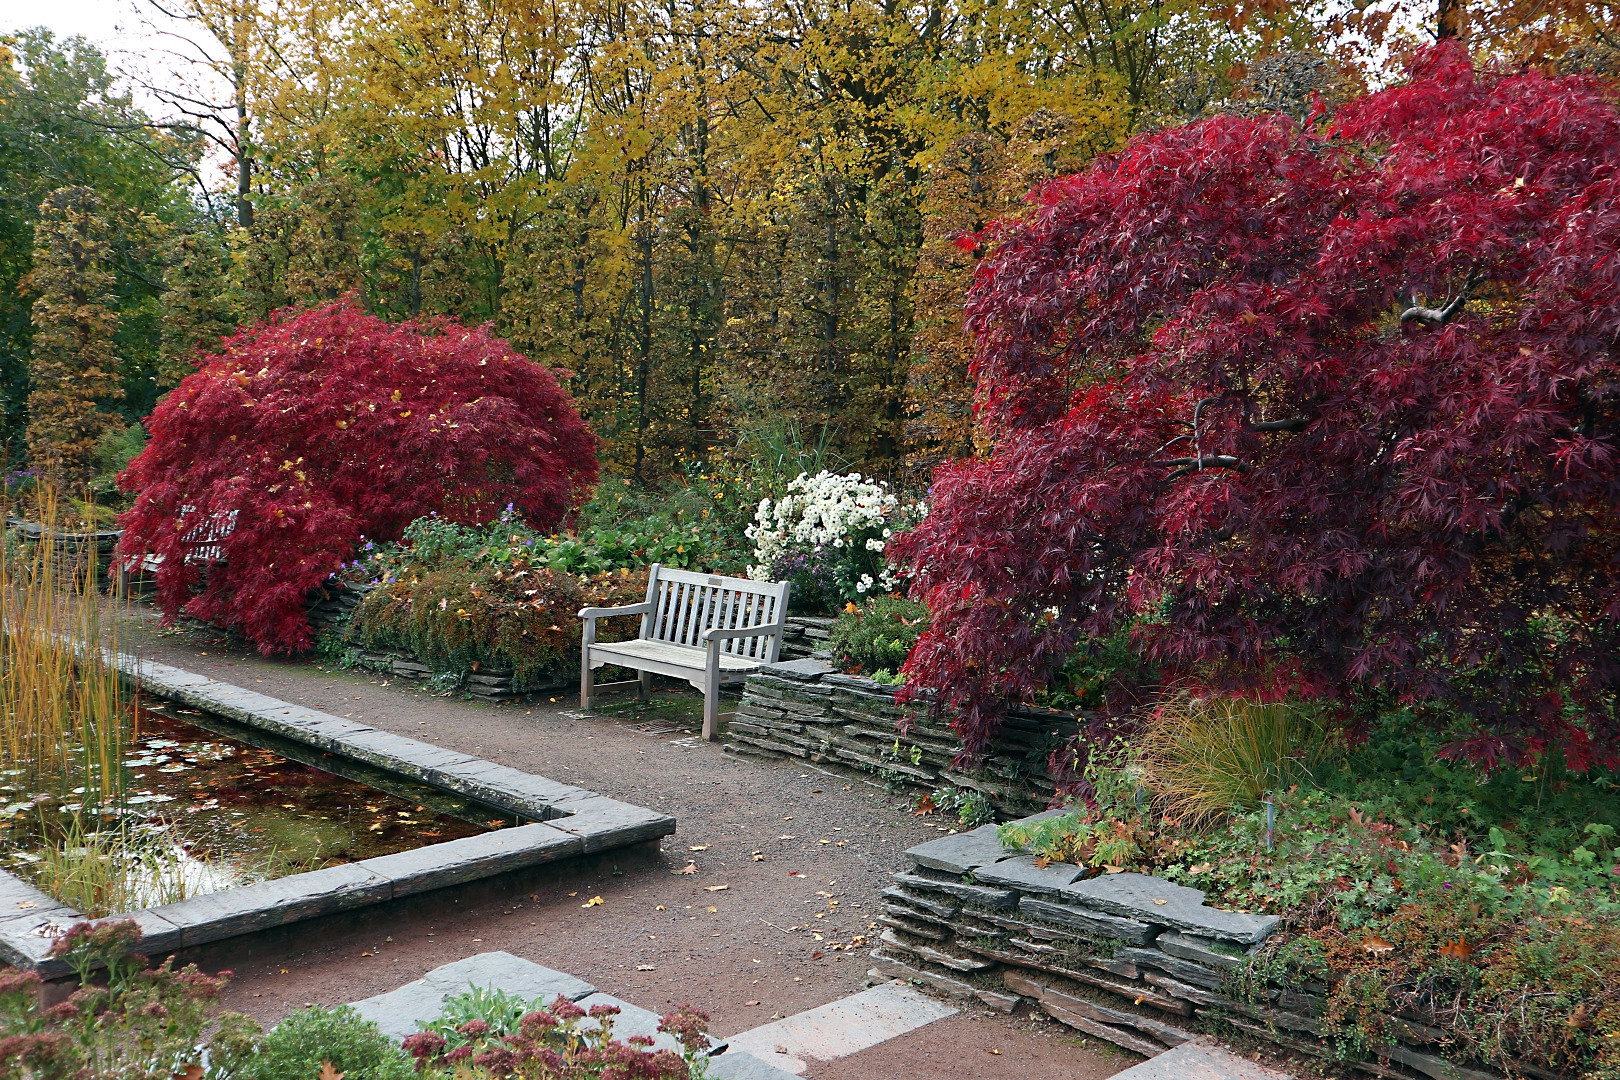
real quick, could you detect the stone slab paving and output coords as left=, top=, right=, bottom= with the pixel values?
left=1108, top=1040, right=1293, bottom=1080
left=349, top=952, right=799, bottom=1079
left=723, top=980, right=958, bottom=1076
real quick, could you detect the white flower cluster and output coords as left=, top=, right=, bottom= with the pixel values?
left=746, top=471, right=900, bottom=592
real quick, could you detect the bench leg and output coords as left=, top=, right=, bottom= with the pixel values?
left=580, top=660, right=594, bottom=711
left=703, top=686, right=719, bottom=742
left=638, top=668, right=653, bottom=701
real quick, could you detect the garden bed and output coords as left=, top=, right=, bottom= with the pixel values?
left=724, top=659, right=1078, bottom=820
left=0, top=656, right=675, bottom=977
left=875, top=814, right=1573, bottom=1080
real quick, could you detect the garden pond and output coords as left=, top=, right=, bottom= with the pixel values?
left=0, top=700, right=516, bottom=915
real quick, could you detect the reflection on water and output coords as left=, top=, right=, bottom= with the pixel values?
left=2, top=705, right=504, bottom=915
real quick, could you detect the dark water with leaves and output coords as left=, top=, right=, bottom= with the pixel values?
left=0, top=703, right=510, bottom=914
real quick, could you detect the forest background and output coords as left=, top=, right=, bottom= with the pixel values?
left=1, top=0, right=1615, bottom=487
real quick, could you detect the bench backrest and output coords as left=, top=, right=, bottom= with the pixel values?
left=640, top=565, right=791, bottom=662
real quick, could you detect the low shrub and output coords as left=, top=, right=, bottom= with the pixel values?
left=248, top=1005, right=413, bottom=1080
left=402, top=998, right=712, bottom=1079
left=351, top=558, right=647, bottom=691
left=827, top=596, right=928, bottom=674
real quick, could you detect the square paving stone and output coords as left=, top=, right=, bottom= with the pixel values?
left=1061, top=873, right=1279, bottom=945
left=151, top=863, right=392, bottom=947
left=361, top=823, right=583, bottom=896
left=904, top=823, right=1014, bottom=875
left=351, top=951, right=595, bottom=1041
left=706, top=1049, right=802, bottom=1080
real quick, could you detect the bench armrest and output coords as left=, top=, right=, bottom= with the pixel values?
left=701, top=621, right=787, bottom=644
left=578, top=602, right=654, bottom=620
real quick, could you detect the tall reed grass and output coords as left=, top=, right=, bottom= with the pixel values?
left=0, top=485, right=129, bottom=807
left=1137, top=695, right=1332, bottom=826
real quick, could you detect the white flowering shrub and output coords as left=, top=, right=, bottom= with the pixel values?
left=746, top=471, right=918, bottom=611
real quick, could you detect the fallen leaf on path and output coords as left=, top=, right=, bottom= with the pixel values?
left=637, top=965, right=656, bottom=971
left=752, top=852, right=765, bottom=861
left=674, top=863, right=699, bottom=875
left=810, top=950, right=824, bottom=959
left=706, top=906, right=718, bottom=913
left=745, top=1000, right=760, bottom=1006
left=705, top=884, right=729, bottom=892
left=1103, top=864, right=1124, bottom=874
left=655, top=905, right=665, bottom=911
left=689, top=845, right=709, bottom=851
left=788, top=871, right=804, bottom=877
left=582, top=896, right=604, bottom=908
left=778, top=835, right=795, bottom=840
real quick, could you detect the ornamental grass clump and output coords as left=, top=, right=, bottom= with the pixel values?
left=1137, top=695, right=1332, bottom=825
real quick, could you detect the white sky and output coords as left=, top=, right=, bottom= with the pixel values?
left=2, top=0, right=212, bottom=114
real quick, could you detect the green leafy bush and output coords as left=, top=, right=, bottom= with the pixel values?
left=828, top=596, right=928, bottom=673
left=248, top=1005, right=413, bottom=1080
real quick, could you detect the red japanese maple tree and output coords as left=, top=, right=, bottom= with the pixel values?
left=119, top=302, right=599, bottom=654
left=893, top=45, right=1620, bottom=771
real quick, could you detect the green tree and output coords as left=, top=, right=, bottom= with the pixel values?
left=23, top=187, right=124, bottom=483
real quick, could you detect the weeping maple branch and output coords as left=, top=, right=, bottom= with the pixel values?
left=1401, top=270, right=1478, bottom=327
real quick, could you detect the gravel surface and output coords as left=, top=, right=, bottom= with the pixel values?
left=125, top=610, right=1125, bottom=1078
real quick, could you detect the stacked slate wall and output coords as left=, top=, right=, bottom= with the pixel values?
left=876, top=815, right=1507, bottom=1080
left=724, top=660, right=1080, bottom=819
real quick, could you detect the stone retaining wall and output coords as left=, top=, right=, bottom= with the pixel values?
left=724, top=660, right=1080, bottom=820
left=873, top=815, right=1505, bottom=1080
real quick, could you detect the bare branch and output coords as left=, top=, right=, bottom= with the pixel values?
left=1248, top=416, right=1310, bottom=431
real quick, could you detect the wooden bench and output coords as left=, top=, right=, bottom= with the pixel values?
left=579, top=565, right=791, bottom=740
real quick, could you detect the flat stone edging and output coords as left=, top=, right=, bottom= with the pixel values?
left=0, top=656, right=675, bottom=976
left=875, top=816, right=1505, bottom=1080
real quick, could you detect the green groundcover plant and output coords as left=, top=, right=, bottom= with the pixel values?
left=827, top=596, right=928, bottom=675
left=0, top=920, right=715, bottom=1079
left=998, top=710, right=1620, bottom=1077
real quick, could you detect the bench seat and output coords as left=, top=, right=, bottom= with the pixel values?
left=580, top=564, right=791, bottom=740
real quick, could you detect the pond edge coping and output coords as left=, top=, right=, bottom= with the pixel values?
left=0, top=654, right=676, bottom=976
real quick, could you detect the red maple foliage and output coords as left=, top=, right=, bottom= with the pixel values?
left=119, top=302, right=598, bottom=654
left=893, top=45, right=1620, bottom=772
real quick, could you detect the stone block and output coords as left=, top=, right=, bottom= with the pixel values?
left=1107, top=1040, right=1293, bottom=1080
left=706, top=1049, right=803, bottom=1080
left=880, top=886, right=959, bottom=920
left=361, top=823, right=583, bottom=896
left=351, top=951, right=595, bottom=1041
left=904, top=823, right=1012, bottom=875
left=151, top=863, right=391, bottom=947
left=758, top=659, right=834, bottom=680
left=551, top=798, right=676, bottom=853
left=892, top=871, right=1017, bottom=910
left=1156, top=930, right=1252, bottom=972
left=972, top=856, right=1088, bottom=896
left=0, top=872, right=64, bottom=920
left=1062, top=873, right=1280, bottom=945
left=1019, top=896, right=1156, bottom=945
left=867, top=950, right=979, bottom=1000
left=1116, top=947, right=1228, bottom=989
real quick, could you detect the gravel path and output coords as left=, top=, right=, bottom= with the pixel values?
left=125, top=610, right=1120, bottom=1078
